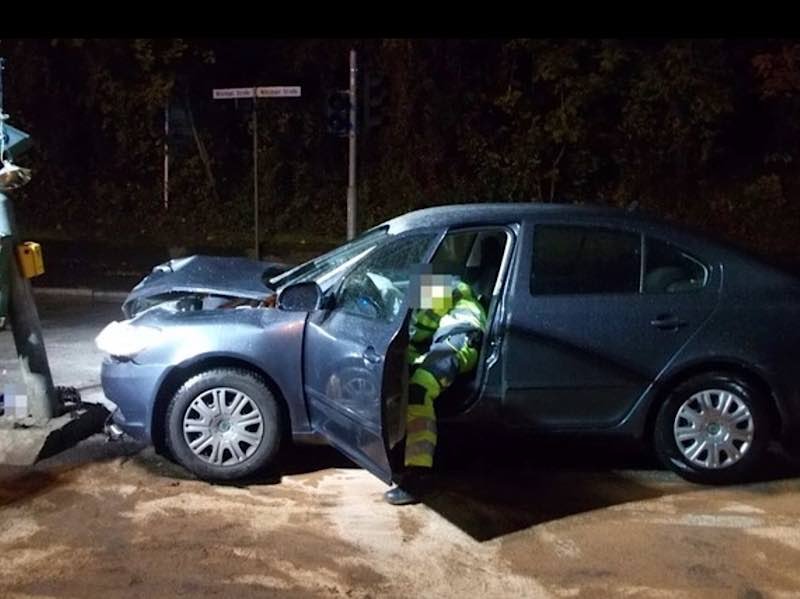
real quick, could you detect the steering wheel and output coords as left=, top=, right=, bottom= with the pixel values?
left=342, top=273, right=385, bottom=319
left=355, top=293, right=383, bottom=319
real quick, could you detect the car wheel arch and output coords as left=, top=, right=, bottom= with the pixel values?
left=151, top=355, right=292, bottom=458
left=644, top=360, right=782, bottom=443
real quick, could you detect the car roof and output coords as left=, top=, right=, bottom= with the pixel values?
left=382, top=202, right=679, bottom=235
left=376, top=202, right=800, bottom=289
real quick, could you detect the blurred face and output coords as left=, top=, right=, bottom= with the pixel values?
left=408, top=269, right=454, bottom=312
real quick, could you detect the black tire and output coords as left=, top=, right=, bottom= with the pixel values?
left=653, top=372, right=771, bottom=485
left=165, top=368, right=283, bottom=482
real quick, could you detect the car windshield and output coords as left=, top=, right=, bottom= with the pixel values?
left=268, top=226, right=388, bottom=288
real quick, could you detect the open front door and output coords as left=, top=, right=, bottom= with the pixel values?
left=302, top=233, right=436, bottom=483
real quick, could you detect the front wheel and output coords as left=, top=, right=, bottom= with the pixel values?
left=653, top=372, right=771, bottom=485
left=165, top=368, right=282, bottom=481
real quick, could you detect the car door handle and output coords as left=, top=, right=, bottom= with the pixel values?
left=362, top=346, right=383, bottom=364
left=650, top=315, right=688, bottom=330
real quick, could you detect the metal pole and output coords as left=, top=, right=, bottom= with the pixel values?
left=163, top=103, right=169, bottom=210
left=347, top=49, right=358, bottom=240
left=0, top=58, right=57, bottom=420
left=253, top=97, right=259, bottom=259
left=0, top=194, right=57, bottom=421
left=0, top=233, right=8, bottom=324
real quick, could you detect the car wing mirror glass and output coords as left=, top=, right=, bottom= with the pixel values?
left=277, top=282, right=324, bottom=312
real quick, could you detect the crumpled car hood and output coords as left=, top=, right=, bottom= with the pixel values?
left=122, top=255, right=287, bottom=316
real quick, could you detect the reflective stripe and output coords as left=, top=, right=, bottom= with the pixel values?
left=405, top=452, right=433, bottom=468
left=437, top=304, right=485, bottom=337
left=458, top=305, right=486, bottom=328
left=444, top=335, right=467, bottom=351
left=407, top=402, right=434, bottom=420
left=434, top=321, right=480, bottom=342
left=406, top=439, right=436, bottom=455
left=442, top=315, right=481, bottom=332
left=405, top=375, right=437, bottom=467
left=407, top=429, right=437, bottom=445
left=406, top=416, right=436, bottom=436
left=405, top=440, right=435, bottom=468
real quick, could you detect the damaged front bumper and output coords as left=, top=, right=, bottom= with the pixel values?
left=104, top=409, right=126, bottom=441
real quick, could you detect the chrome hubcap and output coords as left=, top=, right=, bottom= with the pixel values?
left=343, top=375, right=375, bottom=398
left=182, top=387, right=264, bottom=466
left=673, top=389, right=754, bottom=470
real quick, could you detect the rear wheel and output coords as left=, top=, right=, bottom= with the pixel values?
left=165, top=368, right=282, bottom=481
left=653, top=372, right=771, bottom=484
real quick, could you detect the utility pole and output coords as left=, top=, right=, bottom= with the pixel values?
left=163, top=103, right=169, bottom=210
left=252, top=98, right=259, bottom=259
left=1, top=196, right=57, bottom=419
left=0, top=57, right=110, bottom=468
left=347, top=49, right=358, bottom=240
left=0, top=57, right=57, bottom=420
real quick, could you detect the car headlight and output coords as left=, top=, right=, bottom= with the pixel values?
left=95, top=321, right=162, bottom=358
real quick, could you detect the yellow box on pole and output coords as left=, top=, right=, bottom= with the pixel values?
left=16, top=242, right=44, bottom=278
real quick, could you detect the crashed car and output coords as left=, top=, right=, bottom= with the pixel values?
left=97, top=203, right=800, bottom=485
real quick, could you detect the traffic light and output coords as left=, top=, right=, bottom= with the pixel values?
left=363, top=72, right=387, bottom=131
left=166, top=98, right=195, bottom=155
left=326, top=90, right=351, bottom=137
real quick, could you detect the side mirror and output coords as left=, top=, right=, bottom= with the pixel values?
left=277, top=281, right=324, bottom=312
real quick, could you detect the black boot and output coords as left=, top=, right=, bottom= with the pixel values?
left=384, top=485, right=420, bottom=505
left=383, top=469, right=432, bottom=506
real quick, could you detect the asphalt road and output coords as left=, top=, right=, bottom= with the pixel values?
left=1, top=295, right=120, bottom=408
left=1, top=297, right=800, bottom=598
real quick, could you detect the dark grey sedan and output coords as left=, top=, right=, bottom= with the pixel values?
left=97, top=203, right=800, bottom=485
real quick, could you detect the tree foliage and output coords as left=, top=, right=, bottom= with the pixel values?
left=1, top=38, right=798, bottom=255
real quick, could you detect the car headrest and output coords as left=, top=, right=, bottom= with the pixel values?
left=644, top=266, right=686, bottom=293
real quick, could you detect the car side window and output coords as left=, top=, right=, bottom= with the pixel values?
left=336, top=234, right=435, bottom=321
left=531, top=225, right=641, bottom=295
left=644, top=238, right=709, bottom=293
